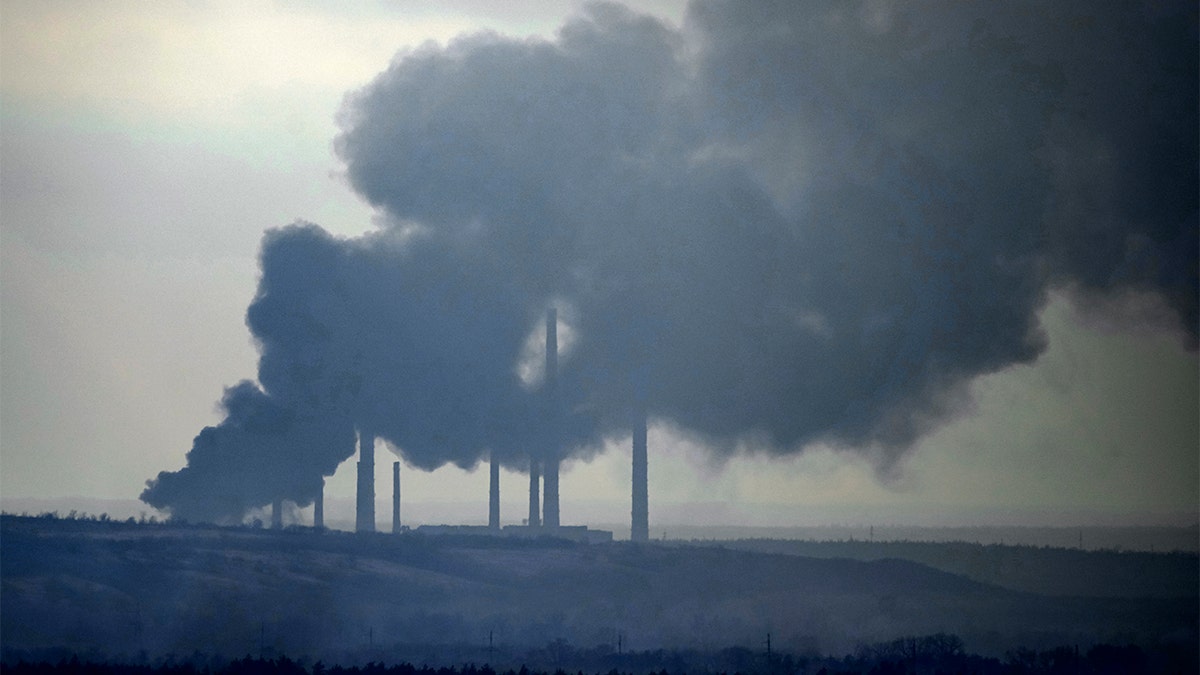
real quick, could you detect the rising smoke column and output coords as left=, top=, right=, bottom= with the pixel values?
left=335, top=0, right=1196, bottom=458
left=311, top=228, right=593, bottom=470
left=143, top=223, right=588, bottom=522
left=144, top=0, right=1196, bottom=521
left=142, top=226, right=360, bottom=522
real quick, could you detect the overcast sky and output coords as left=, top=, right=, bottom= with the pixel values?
left=1, top=1, right=1196, bottom=529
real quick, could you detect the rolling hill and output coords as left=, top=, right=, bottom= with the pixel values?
left=2, top=515, right=1195, bottom=665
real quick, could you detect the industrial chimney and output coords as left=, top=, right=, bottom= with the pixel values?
left=356, top=430, right=376, bottom=532
left=489, top=451, right=500, bottom=529
left=392, top=461, right=401, bottom=533
left=528, top=460, right=540, bottom=527
left=631, top=404, right=649, bottom=542
left=272, top=498, right=283, bottom=530
left=543, top=308, right=560, bottom=529
left=314, top=479, right=325, bottom=529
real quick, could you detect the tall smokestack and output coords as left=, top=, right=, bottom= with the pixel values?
left=314, top=479, right=324, bottom=529
left=543, top=308, right=560, bottom=529
left=392, top=461, right=401, bottom=533
left=543, top=458, right=559, bottom=529
left=356, top=430, right=376, bottom=532
left=631, top=404, right=648, bottom=542
left=489, top=451, right=500, bottom=529
left=272, top=498, right=283, bottom=530
left=528, top=459, right=540, bottom=527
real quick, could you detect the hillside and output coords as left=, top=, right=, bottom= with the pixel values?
left=2, top=516, right=1195, bottom=664
left=684, top=538, right=1198, bottom=599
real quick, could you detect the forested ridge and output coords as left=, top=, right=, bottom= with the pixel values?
left=5, top=639, right=1196, bottom=675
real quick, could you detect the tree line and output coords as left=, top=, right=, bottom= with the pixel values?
left=4, top=637, right=1195, bottom=675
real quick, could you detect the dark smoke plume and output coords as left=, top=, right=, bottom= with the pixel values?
left=144, top=0, right=1197, bottom=522
left=140, top=379, right=353, bottom=523
left=143, top=225, right=577, bottom=521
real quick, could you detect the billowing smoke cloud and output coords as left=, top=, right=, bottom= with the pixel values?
left=141, top=378, right=353, bottom=523
left=144, top=0, right=1197, bottom=521
left=143, top=225, right=582, bottom=521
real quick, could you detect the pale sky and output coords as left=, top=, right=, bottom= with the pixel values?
left=1, top=1, right=1196, bottom=528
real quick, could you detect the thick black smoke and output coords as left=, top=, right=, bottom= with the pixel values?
left=140, top=378, right=353, bottom=523
left=143, top=225, right=578, bottom=521
left=144, top=0, right=1197, bottom=521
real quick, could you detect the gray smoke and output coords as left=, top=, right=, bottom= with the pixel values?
left=143, top=0, right=1196, bottom=522
left=140, top=378, right=353, bottom=523
left=143, top=225, right=579, bottom=521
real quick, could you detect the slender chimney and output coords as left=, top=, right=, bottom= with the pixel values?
left=392, top=461, right=401, bottom=533
left=543, top=458, right=559, bottom=529
left=631, top=404, right=649, bottom=542
left=272, top=498, right=283, bottom=530
left=543, top=308, right=560, bottom=529
left=356, top=430, right=376, bottom=532
left=314, top=479, right=324, bottom=529
left=489, top=451, right=500, bottom=529
left=528, top=459, right=540, bottom=528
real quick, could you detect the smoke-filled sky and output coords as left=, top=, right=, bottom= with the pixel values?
left=1, top=1, right=1196, bottom=528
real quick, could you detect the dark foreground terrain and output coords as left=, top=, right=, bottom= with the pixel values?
left=2, top=516, right=1195, bottom=672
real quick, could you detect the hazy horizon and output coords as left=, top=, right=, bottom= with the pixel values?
left=4, top=494, right=1195, bottom=535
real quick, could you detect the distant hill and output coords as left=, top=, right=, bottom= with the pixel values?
left=635, top=523, right=1200, bottom=553
left=682, top=538, right=1198, bottom=599
left=1, top=515, right=1195, bottom=665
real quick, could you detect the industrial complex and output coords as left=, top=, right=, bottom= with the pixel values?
left=273, top=308, right=641, bottom=543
